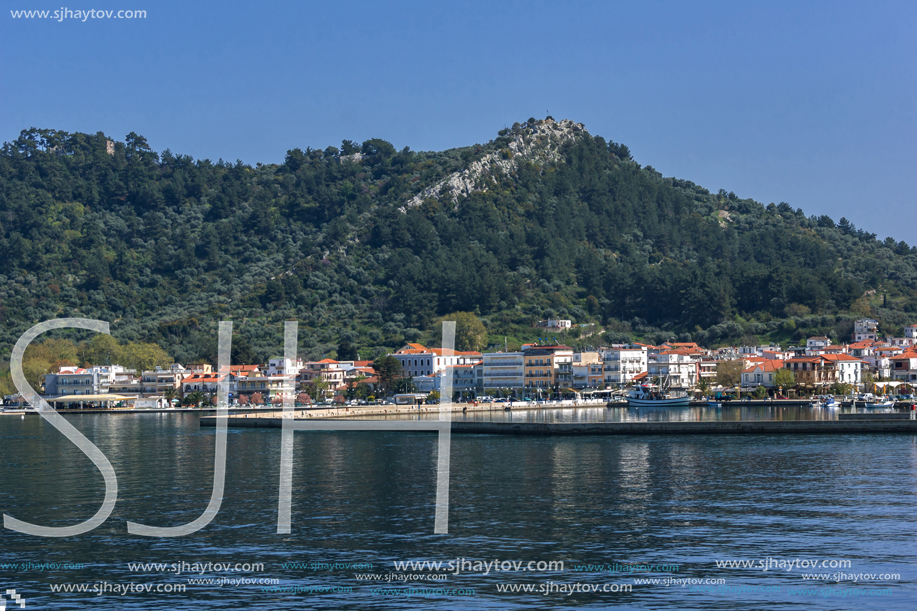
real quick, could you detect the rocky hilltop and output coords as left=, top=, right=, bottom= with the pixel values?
left=402, top=118, right=587, bottom=211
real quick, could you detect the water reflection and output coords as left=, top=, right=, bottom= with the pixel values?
left=2, top=414, right=916, bottom=610
left=370, top=404, right=853, bottom=424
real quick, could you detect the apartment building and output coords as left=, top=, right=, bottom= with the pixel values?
left=601, top=347, right=648, bottom=387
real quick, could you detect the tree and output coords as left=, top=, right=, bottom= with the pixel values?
left=251, top=392, right=264, bottom=406
left=439, top=312, right=486, bottom=352
left=715, top=360, right=743, bottom=387
left=82, top=334, right=121, bottom=366
left=184, top=390, right=205, bottom=407
left=163, top=387, right=178, bottom=407
left=117, top=342, right=171, bottom=372
left=372, top=355, right=402, bottom=392
left=337, top=340, right=359, bottom=362
left=774, top=368, right=795, bottom=390
left=697, top=377, right=710, bottom=395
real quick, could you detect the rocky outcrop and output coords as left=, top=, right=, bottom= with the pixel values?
left=401, top=118, right=587, bottom=211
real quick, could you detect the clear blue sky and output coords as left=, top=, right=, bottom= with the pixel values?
left=2, top=0, right=914, bottom=242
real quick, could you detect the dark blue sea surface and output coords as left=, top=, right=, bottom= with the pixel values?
left=1, top=413, right=915, bottom=609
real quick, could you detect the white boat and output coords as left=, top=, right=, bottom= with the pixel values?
left=864, top=397, right=896, bottom=408
left=627, top=383, right=691, bottom=408
left=810, top=395, right=838, bottom=408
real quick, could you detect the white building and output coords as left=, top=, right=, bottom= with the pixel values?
left=601, top=347, right=648, bottom=387
left=391, top=343, right=481, bottom=379
left=480, top=352, right=525, bottom=392
left=141, top=364, right=194, bottom=394
left=805, top=336, right=831, bottom=355
left=648, top=352, right=696, bottom=388
left=854, top=319, right=879, bottom=342
left=267, top=357, right=304, bottom=377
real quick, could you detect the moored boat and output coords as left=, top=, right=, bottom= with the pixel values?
left=627, top=384, right=691, bottom=407
left=810, top=395, right=838, bottom=408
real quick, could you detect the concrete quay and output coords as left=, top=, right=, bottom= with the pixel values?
left=200, top=416, right=917, bottom=435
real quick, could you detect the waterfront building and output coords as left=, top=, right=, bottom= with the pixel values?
left=648, top=351, right=696, bottom=388
left=44, top=366, right=102, bottom=397
left=391, top=344, right=481, bottom=379
left=741, top=359, right=785, bottom=388
left=522, top=344, right=574, bottom=390
left=873, top=346, right=902, bottom=379
left=481, top=351, right=525, bottom=394
left=698, top=359, right=718, bottom=384
left=107, top=368, right=141, bottom=397
left=413, top=363, right=478, bottom=396
left=298, top=359, right=346, bottom=391
left=821, top=354, right=863, bottom=385
left=571, top=352, right=603, bottom=388
left=783, top=354, right=863, bottom=388
left=181, top=373, right=226, bottom=396
left=141, top=364, right=193, bottom=394
left=236, top=370, right=296, bottom=403
left=601, top=347, right=648, bottom=387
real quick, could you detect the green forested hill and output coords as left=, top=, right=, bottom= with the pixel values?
left=2, top=118, right=916, bottom=365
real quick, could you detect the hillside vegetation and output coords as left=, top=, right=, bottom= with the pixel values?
left=2, top=118, right=916, bottom=368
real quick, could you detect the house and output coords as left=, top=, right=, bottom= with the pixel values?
left=181, top=373, right=226, bottom=396
left=783, top=354, right=862, bottom=387
left=820, top=354, right=863, bottom=385
left=534, top=319, right=572, bottom=329
left=741, top=359, right=785, bottom=388
left=890, top=350, right=917, bottom=382
left=298, top=359, right=346, bottom=390
left=853, top=319, right=879, bottom=342
left=805, top=336, right=831, bottom=355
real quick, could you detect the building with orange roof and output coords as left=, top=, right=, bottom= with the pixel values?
left=890, top=349, right=917, bottom=382
left=181, top=373, right=227, bottom=395
left=391, top=344, right=481, bottom=379
left=784, top=353, right=864, bottom=387
left=741, top=359, right=785, bottom=388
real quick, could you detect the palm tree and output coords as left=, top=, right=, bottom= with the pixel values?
left=163, top=387, right=177, bottom=407
left=185, top=390, right=205, bottom=408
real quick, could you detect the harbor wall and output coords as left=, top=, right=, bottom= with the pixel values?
left=200, top=417, right=917, bottom=435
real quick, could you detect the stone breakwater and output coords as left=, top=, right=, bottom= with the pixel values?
left=202, top=417, right=917, bottom=435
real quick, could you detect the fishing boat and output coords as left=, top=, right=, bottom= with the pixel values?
left=627, top=382, right=691, bottom=408
left=810, top=395, right=838, bottom=409
left=863, top=396, right=896, bottom=408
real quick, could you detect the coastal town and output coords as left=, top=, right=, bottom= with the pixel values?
left=10, top=318, right=917, bottom=410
